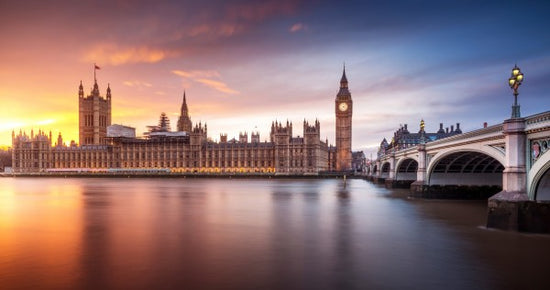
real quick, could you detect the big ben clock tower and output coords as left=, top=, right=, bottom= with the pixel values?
left=335, top=66, right=352, bottom=171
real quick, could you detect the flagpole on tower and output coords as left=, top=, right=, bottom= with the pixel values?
left=94, top=63, right=100, bottom=83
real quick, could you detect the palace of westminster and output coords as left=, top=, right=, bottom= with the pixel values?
left=11, top=68, right=356, bottom=174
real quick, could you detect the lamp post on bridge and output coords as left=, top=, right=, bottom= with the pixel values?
left=508, top=65, right=524, bottom=119
left=487, top=65, right=529, bottom=231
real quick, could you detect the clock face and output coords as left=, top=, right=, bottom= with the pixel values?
left=339, top=102, right=348, bottom=112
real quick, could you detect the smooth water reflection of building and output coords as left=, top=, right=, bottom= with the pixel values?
left=2, top=178, right=549, bottom=289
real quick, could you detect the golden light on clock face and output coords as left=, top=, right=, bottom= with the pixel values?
left=339, top=102, right=348, bottom=111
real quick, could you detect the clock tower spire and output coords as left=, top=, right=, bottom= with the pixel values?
left=335, top=65, right=352, bottom=171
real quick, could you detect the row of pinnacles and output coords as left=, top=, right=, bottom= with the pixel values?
left=12, top=130, right=53, bottom=171
left=11, top=66, right=352, bottom=174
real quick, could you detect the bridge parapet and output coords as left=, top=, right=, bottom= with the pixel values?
left=425, top=125, right=504, bottom=152
left=525, top=110, right=550, bottom=131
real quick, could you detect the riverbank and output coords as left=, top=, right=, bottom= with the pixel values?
left=0, top=172, right=364, bottom=179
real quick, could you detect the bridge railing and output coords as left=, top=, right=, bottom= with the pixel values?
left=425, top=123, right=503, bottom=148
left=525, top=110, right=550, bottom=131
left=378, top=146, right=417, bottom=160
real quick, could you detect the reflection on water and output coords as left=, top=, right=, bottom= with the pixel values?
left=1, top=178, right=549, bottom=289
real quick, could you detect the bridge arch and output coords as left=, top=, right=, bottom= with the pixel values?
left=426, top=147, right=505, bottom=187
left=528, top=152, right=550, bottom=200
left=395, top=158, right=418, bottom=181
left=380, top=162, right=390, bottom=179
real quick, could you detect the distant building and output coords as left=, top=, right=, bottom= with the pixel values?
left=378, top=120, right=462, bottom=157
left=351, top=151, right=366, bottom=172
left=0, top=148, right=12, bottom=171
left=12, top=68, right=355, bottom=175
left=107, top=124, right=136, bottom=138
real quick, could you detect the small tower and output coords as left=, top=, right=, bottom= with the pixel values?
left=220, top=133, right=228, bottom=143
left=177, top=91, right=193, bottom=132
left=251, top=132, right=260, bottom=143
left=239, top=132, right=248, bottom=143
left=78, top=81, right=84, bottom=98
left=56, top=133, right=64, bottom=147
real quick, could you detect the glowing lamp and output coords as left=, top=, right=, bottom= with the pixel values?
left=508, top=65, right=524, bottom=118
left=517, top=73, right=523, bottom=82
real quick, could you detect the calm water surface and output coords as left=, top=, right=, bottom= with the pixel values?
left=1, top=178, right=549, bottom=289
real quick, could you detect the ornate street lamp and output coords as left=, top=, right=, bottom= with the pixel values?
left=508, top=65, right=524, bottom=118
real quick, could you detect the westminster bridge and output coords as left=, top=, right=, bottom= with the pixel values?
left=365, top=111, right=550, bottom=233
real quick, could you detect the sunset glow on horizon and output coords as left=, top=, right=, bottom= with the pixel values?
left=1, top=0, right=550, bottom=157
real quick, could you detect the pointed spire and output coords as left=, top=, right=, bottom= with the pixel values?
left=181, top=90, right=188, bottom=115
left=92, top=81, right=99, bottom=96
left=340, top=63, right=348, bottom=88
left=79, top=80, right=84, bottom=98
left=106, top=83, right=111, bottom=99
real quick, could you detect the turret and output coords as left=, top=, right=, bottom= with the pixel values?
left=251, top=132, right=260, bottom=143
left=437, top=123, right=445, bottom=134
left=455, top=123, right=462, bottom=134
left=239, top=132, right=248, bottom=143
left=92, top=80, right=100, bottom=96
left=106, top=83, right=111, bottom=99
left=79, top=81, right=84, bottom=98
left=220, top=133, right=227, bottom=143
left=56, top=133, right=64, bottom=147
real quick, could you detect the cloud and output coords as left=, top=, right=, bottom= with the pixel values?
left=195, top=78, right=239, bottom=95
left=172, top=69, right=239, bottom=95
left=172, top=70, right=220, bottom=79
left=123, top=80, right=153, bottom=88
left=289, top=23, right=307, bottom=33
left=84, top=43, right=176, bottom=65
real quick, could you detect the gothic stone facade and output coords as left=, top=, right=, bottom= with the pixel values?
left=12, top=120, right=329, bottom=174
left=79, top=80, right=111, bottom=145
left=13, top=70, right=351, bottom=174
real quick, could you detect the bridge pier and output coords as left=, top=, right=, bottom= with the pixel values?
left=386, top=179, right=415, bottom=189
left=410, top=144, right=427, bottom=195
left=384, top=154, right=396, bottom=188
left=487, top=118, right=531, bottom=231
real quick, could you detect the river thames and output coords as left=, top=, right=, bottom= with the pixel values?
left=1, top=177, right=549, bottom=289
